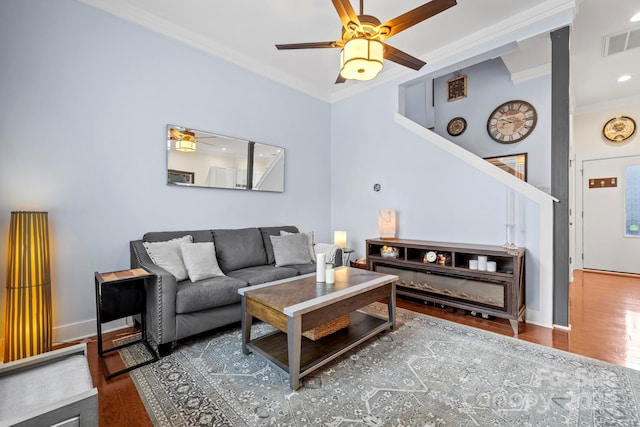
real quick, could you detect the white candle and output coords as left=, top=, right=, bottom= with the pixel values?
left=478, top=256, right=487, bottom=271
left=326, top=265, right=335, bottom=284
left=316, top=253, right=326, bottom=282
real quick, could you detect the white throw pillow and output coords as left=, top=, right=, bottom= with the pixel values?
left=270, top=233, right=314, bottom=266
left=143, top=235, right=193, bottom=281
left=180, top=242, right=225, bottom=282
left=280, top=230, right=316, bottom=262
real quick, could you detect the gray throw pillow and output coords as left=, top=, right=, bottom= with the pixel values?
left=180, top=242, right=225, bottom=282
left=143, top=235, right=193, bottom=281
left=270, top=233, right=314, bottom=266
left=280, top=230, right=316, bottom=262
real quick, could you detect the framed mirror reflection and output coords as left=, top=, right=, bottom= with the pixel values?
left=166, top=125, right=284, bottom=192
left=484, top=153, right=527, bottom=182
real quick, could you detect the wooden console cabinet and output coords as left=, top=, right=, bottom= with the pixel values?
left=366, top=238, right=525, bottom=335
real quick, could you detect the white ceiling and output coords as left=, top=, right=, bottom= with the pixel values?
left=79, top=0, right=640, bottom=110
left=571, top=0, right=640, bottom=112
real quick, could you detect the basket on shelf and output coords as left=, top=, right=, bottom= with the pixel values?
left=302, top=314, right=350, bottom=341
left=380, top=246, right=399, bottom=258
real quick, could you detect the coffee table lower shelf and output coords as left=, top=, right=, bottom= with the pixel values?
left=247, top=311, right=389, bottom=380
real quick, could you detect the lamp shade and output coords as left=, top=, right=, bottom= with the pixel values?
left=378, top=208, right=397, bottom=239
left=333, top=230, right=347, bottom=248
left=175, top=139, right=196, bottom=152
left=175, top=130, right=197, bottom=152
left=4, top=211, right=52, bottom=361
left=340, top=38, right=384, bottom=81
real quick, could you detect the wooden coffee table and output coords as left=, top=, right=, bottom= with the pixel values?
left=239, top=267, right=398, bottom=390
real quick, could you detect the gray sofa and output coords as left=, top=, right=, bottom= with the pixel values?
left=130, top=226, right=342, bottom=356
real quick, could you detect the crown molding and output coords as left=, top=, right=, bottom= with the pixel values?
left=330, top=0, right=574, bottom=102
left=511, top=63, right=552, bottom=84
left=77, top=0, right=332, bottom=102
left=573, top=94, right=640, bottom=115
left=78, top=0, right=575, bottom=104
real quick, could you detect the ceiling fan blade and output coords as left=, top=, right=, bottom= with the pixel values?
left=276, top=41, right=341, bottom=50
left=378, top=0, right=457, bottom=40
left=335, top=73, right=346, bottom=84
left=383, top=43, right=426, bottom=70
left=331, top=0, right=361, bottom=30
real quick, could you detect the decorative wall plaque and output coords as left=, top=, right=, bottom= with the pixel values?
left=589, top=177, right=617, bottom=188
left=447, top=75, right=467, bottom=102
left=602, top=116, right=636, bottom=142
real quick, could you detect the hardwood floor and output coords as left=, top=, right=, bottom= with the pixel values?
left=75, top=269, right=640, bottom=426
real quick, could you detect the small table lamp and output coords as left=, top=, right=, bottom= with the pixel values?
left=3, top=211, right=52, bottom=362
left=333, top=231, right=347, bottom=249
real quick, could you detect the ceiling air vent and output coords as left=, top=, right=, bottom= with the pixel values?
left=604, top=28, right=640, bottom=56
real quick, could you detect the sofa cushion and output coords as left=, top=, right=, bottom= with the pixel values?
left=259, top=226, right=299, bottom=264
left=180, top=242, right=225, bottom=282
left=175, top=276, right=248, bottom=314
left=143, top=230, right=213, bottom=243
left=283, top=263, right=317, bottom=275
left=226, top=265, right=298, bottom=286
left=143, top=235, right=193, bottom=281
left=270, top=234, right=314, bottom=266
left=212, top=228, right=268, bottom=273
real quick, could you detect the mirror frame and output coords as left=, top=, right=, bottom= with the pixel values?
left=166, top=124, right=285, bottom=192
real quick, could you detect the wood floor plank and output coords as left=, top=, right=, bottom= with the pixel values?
left=54, top=270, right=640, bottom=426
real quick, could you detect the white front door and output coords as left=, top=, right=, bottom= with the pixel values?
left=583, top=155, right=640, bottom=274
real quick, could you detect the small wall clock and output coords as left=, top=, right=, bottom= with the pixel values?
left=487, top=100, right=537, bottom=144
left=602, top=116, right=636, bottom=142
left=447, top=117, right=467, bottom=136
left=447, top=75, right=467, bottom=102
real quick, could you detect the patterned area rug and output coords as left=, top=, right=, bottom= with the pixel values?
left=120, top=304, right=640, bottom=426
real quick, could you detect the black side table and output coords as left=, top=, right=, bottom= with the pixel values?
left=95, top=268, right=159, bottom=379
left=342, top=248, right=354, bottom=266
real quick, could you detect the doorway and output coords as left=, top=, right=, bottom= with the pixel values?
left=582, top=155, right=640, bottom=274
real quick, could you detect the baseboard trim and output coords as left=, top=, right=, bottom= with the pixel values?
left=53, top=318, right=131, bottom=344
left=553, top=323, right=572, bottom=331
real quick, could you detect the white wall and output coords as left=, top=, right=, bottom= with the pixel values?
left=573, top=102, right=640, bottom=269
left=0, top=1, right=332, bottom=342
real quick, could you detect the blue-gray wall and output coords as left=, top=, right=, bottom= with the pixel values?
left=0, top=0, right=558, bottom=341
left=330, top=73, right=546, bottom=317
left=0, top=0, right=331, bottom=340
left=406, top=58, right=552, bottom=189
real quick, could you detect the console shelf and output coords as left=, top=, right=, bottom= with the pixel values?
left=366, top=238, right=525, bottom=335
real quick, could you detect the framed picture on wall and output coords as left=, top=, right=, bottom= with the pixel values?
left=484, top=153, right=528, bottom=182
left=447, top=75, right=467, bottom=102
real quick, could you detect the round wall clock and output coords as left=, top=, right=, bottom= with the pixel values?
left=447, top=117, right=467, bottom=136
left=487, top=100, right=537, bottom=144
left=602, top=116, right=636, bottom=142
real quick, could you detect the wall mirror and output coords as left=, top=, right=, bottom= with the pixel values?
left=166, top=125, right=285, bottom=192
left=484, top=153, right=528, bottom=182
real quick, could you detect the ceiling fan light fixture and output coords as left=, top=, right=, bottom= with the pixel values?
left=175, top=129, right=197, bottom=152
left=339, top=38, right=384, bottom=81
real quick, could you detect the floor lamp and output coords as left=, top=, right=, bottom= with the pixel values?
left=3, top=211, right=52, bottom=362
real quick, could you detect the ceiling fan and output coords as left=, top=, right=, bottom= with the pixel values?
left=276, top=0, right=457, bottom=83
